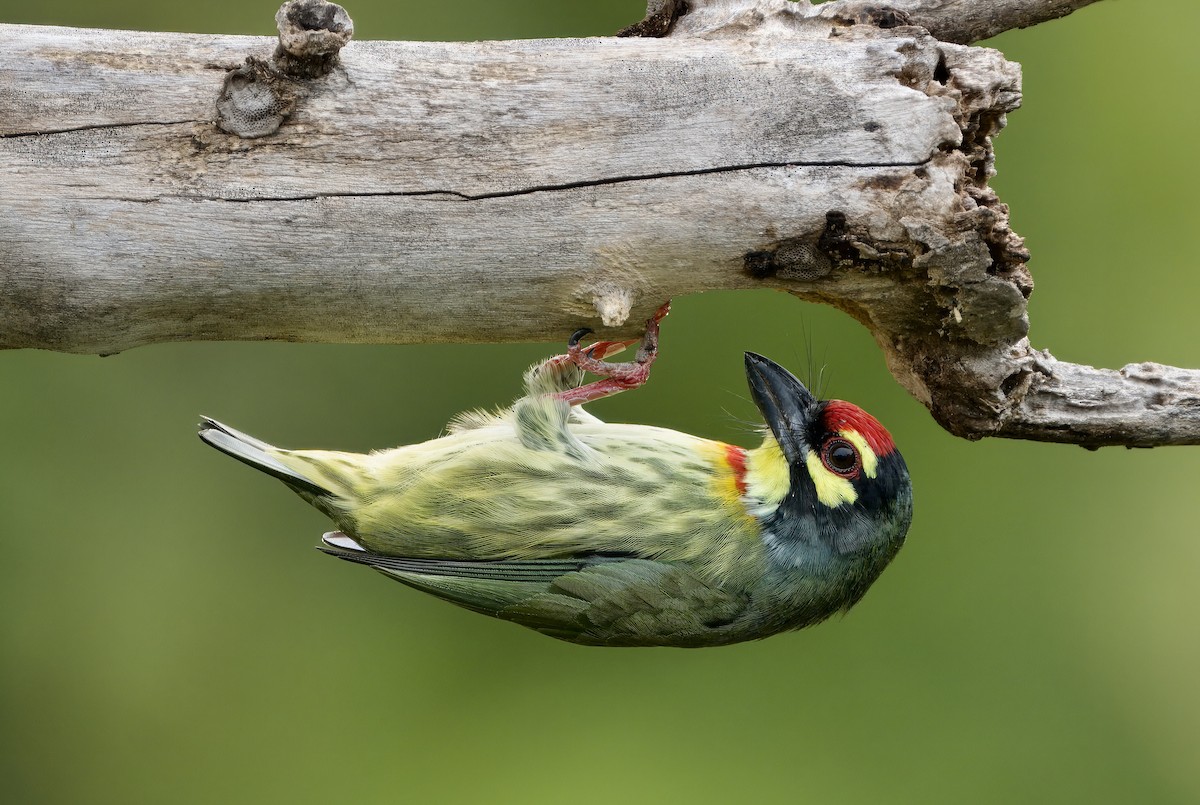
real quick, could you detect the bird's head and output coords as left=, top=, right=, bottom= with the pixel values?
left=743, top=352, right=912, bottom=569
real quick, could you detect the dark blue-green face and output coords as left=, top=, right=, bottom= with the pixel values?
left=744, top=352, right=913, bottom=561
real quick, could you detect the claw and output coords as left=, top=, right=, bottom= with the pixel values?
left=569, top=328, right=594, bottom=348
left=552, top=301, right=670, bottom=407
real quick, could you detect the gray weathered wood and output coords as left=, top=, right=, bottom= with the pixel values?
left=627, top=0, right=1103, bottom=44
left=817, top=0, right=1104, bottom=44
left=2, top=0, right=1196, bottom=448
left=0, top=15, right=966, bottom=350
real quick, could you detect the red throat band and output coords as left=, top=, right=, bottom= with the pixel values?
left=724, top=444, right=748, bottom=495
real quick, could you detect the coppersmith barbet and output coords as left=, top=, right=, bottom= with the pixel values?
left=198, top=309, right=912, bottom=647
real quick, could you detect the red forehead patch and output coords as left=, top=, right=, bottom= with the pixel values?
left=822, top=401, right=896, bottom=456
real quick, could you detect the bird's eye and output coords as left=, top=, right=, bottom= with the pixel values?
left=821, top=438, right=860, bottom=477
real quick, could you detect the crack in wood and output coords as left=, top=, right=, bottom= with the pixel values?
left=0, top=120, right=197, bottom=139
left=194, top=158, right=933, bottom=203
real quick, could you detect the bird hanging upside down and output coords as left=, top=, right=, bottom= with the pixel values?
left=199, top=304, right=912, bottom=647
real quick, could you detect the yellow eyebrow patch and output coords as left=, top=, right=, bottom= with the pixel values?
left=840, top=429, right=878, bottom=479
left=805, top=450, right=858, bottom=508
left=805, top=429, right=880, bottom=508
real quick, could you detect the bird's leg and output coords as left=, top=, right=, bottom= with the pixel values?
left=524, top=337, right=632, bottom=398
left=552, top=302, right=670, bottom=407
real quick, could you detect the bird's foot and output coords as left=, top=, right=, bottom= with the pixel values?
left=552, top=302, right=670, bottom=406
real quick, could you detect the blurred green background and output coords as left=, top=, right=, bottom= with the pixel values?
left=3, top=1, right=1199, bottom=803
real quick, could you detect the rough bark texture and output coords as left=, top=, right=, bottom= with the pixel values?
left=3, top=0, right=1195, bottom=448
left=622, top=0, right=1103, bottom=44
left=817, top=0, right=1104, bottom=44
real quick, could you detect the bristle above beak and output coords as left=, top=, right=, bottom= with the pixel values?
left=744, top=353, right=816, bottom=464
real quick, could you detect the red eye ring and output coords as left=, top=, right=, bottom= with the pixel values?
left=821, top=438, right=861, bottom=477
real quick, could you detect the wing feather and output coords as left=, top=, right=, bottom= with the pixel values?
left=318, top=538, right=752, bottom=646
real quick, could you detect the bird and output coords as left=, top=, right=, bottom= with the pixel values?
left=198, top=306, right=912, bottom=647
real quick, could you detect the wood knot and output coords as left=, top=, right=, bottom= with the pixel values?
left=744, top=214, right=849, bottom=281
left=274, top=0, right=355, bottom=79
left=213, top=1, right=353, bottom=138
left=215, top=57, right=296, bottom=138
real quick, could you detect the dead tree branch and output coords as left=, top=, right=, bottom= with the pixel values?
left=816, top=0, right=1103, bottom=44
left=4, top=0, right=1195, bottom=448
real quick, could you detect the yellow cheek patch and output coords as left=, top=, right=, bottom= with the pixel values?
left=840, top=429, right=878, bottom=479
left=745, top=437, right=790, bottom=505
left=805, top=450, right=858, bottom=508
left=747, top=430, right=882, bottom=510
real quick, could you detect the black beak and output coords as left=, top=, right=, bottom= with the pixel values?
left=744, top=352, right=817, bottom=464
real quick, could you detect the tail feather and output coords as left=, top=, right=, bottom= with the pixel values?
left=198, top=417, right=329, bottom=497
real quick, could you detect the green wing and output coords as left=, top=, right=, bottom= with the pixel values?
left=318, top=539, right=751, bottom=647
left=317, top=539, right=607, bottom=612
left=500, top=559, right=753, bottom=647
